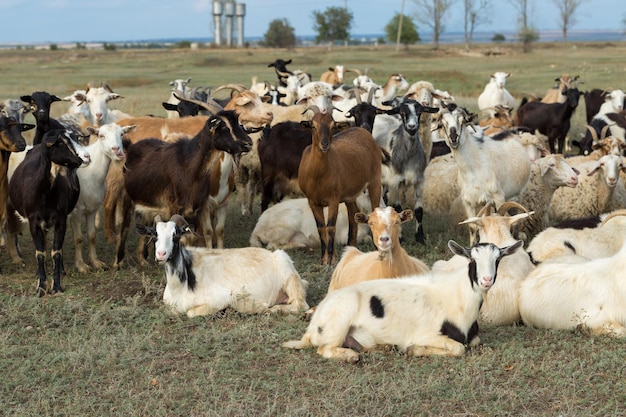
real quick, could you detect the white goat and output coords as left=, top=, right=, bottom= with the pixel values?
left=477, top=72, right=515, bottom=118
left=526, top=210, right=626, bottom=263
left=438, top=104, right=531, bottom=243
left=282, top=239, right=522, bottom=362
left=68, top=123, right=133, bottom=273
left=0, top=98, right=31, bottom=123
left=519, top=236, right=626, bottom=337
left=165, top=78, right=192, bottom=118
left=136, top=215, right=310, bottom=318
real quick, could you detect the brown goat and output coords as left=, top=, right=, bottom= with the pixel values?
left=541, top=74, right=580, bottom=104
left=479, top=104, right=513, bottom=135
left=328, top=207, right=430, bottom=291
left=298, top=106, right=383, bottom=265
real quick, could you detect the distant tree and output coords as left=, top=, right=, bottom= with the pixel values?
left=463, top=0, right=492, bottom=51
left=553, top=0, right=585, bottom=44
left=103, top=43, right=117, bottom=51
left=312, top=7, right=353, bottom=50
left=412, top=0, right=455, bottom=50
left=385, top=13, right=420, bottom=49
left=492, top=33, right=506, bottom=42
left=262, top=18, right=296, bottom=49
left=49, top=44, right=58, bottom=51
left=510, top=0, right=539, bottom=52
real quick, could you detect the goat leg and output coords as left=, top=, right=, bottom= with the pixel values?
left=414, top=206, right=426, bottom=244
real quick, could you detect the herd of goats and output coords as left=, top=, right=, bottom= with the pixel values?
left=1, top=57, right=626, bottom=361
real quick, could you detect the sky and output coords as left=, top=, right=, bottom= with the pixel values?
left=0, top=0, right=623, bottom=44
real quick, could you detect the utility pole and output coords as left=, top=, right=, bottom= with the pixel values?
left=396, top=0, right=405, bottom=51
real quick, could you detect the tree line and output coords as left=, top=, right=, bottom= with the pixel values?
left=261, top=0, right=588, bottom=52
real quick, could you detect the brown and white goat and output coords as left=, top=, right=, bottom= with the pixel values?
left=541, top=74, right=580, bottom=104
left=328, top=207, right=430, bottom=291
left=298, top=106, right=383, bottom=265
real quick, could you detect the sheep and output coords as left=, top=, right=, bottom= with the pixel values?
left=515, top=88, right=582, bottom=154
left=372, top=97, right=439, bottom=243
left=298, top=106, right=384, bottom=265
left=328, top=207, right=430, bottom=292
left=477, top=72, right=515, bottom=118
left=438, top=104, right=531, bottom=243
left=514, top=153, right=580, bottom=242
left=136, top=214, right=309, bottom=317
left=0, top=99, right=31, bottom=123
left=112, top=110, right=253, bottom=268
left=549, top=153, right=626, bottom=222
left=519, top=232, right=626, bottom=337
left=526, top=210, right=626, bottom=264
left=282, top=239, right=523, bottom=362
left=541, top=74, right=580, bottom=104
left=68, top=123, right=133, bottom=273
left=5, top=129, right=87, bottom=295
left=456, top=202, right=535, bottom=326
left=249, top=194, right=372, bottom=250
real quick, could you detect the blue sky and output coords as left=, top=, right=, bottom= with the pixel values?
left=0, top=0, right=623, bottom=44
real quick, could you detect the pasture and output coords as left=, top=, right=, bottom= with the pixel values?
left=1, top=42, right=625, bottom=416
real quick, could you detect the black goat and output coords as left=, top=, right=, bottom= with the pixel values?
left=516, top=88, right=581, bottom=154
left=267, top=59, right=293, bottom=87
left=6, top=129, right=86, bottom=295
left=21, top=91, right=88, bottom=144
left=113, top=110, right=253, bottom=268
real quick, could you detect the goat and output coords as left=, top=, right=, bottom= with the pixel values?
left=519, top=232, right=626, bottom=337
left=136, top=214, right=309, bottom=317
left=438, top=104, right=531, bottom=244
left=68, top=123, right=132, bottom=273
left=0, top=99, right=31, bottom=123
left=113, top=110, right=252, bottom=268
left=516, top=88, right=581, bottom=154
left=20, top=91, right=63, bottom=145
left=267, top=58, right=293, bottom=87
left=165, top=78, right=192, bottom=118
left=372, top=97, right=439, bottom=243
left=282, top=239, right=522, bottom=362
left=477, top=72, right=515, bottom=118
left=6, top=129, right=87, bottom=295
left=298, top=106, right=384, bottom=265
left=541, top=74, right=580, bottom=104
left=328, top=207, right=430, bottom=292
left=320, top=65, right=345, bottom=86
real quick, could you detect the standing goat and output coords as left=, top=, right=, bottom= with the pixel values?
left=6, top=130, right=87, bottom=295
left=283, top=239, right=522, bottom=362
left=477, top=72, right=515, bottom=118
left=298, top=106, right=384, bottom=265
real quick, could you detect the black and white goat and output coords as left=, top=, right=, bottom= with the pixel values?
left=136, top=215, right=309, bottom=317
left=283, top=239, right=522, bottom=362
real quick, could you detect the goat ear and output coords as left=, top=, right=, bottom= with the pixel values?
left=51, top=94, right=63, bottom=102
left=354, top=212, right=369, bottom=224
left=399, top=209, right=414, bottom=223
left=19, top=123, right=35, bottom=132
left=300, top=120, right=312, bottom=129
left=500, top=240, right=523, bottom=258
left=86, top=126, right=98, bottom=136
left=335, top=122, right=351, bottom=130
left=20, top=95, right=32, bottom=103
left=447, top=240, right=471, bottom=258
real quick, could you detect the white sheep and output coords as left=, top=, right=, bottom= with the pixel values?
left=282, top=239, right=522, bottom=362
left=549, top=153, right=626, bottom=221
left=477, top=72, right=515, bottom=118
left=519, top=235, right=626, bottom=337
left=136, top=215, right=310, bottom=318
left=526, top=209, right=626, bottom=263
left=249, top=195, right=372, bottom=250
left=515, top=153, right=580, bottom=242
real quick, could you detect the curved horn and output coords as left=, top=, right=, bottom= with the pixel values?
left=276, top=69, right=291, bottom=78
left=173, top=92, right=223, bottom=114
left=600, top=124, right=611, bottom=140
left=349, top=87, right=363, bottom=104
left=213, top=84, right=247, bottom=95
left=477, top=203, right=496, bottom=218
left=347, top=68, right=362, bottom=76
left=600, top=209, right=626, bottom=227
left=302, top=105, right=321, bottom=115
left=497, top=201, right=529, bottom=216
left=585, top=125, right=599, bottom=143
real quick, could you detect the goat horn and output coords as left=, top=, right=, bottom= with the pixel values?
left=101, top=82, right=114, bottom=93
left=600, top=209, right=626, bottom=227
left=173, top=92, right=223, bottom=114
left=367, top=86, right=379, bottom=104
left=349, top=87, right=363, bottom=104
left=497, top=201, right=529, bottom=216
left=276, top=70, right=291, bottom=77
left=303, top=105, right=321, bottom=115
left=168, top=214, right=190, bottom=230
left=585, top=125, right=599, bottom=143
left=213, top=84, right=247, bottom=95
left=347, top=68, right=362, bottom=76
left=477, top=203, right=496, bottom=217
left=600, top=124, right=611, bottom=140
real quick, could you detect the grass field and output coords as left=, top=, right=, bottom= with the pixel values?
left=1, top=42, right=626, bottom=417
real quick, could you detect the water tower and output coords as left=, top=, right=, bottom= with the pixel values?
left=212, top=0, right=222, bottom=46
left=212, top=1, right=246, bottom=47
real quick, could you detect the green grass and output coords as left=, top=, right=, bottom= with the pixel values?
left=1, top=43, right=626, bottom=416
